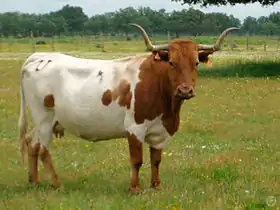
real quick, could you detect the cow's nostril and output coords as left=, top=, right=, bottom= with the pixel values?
left=177, top=88, right=183, bottom=94
left=188, top=88, right=194, bottom=95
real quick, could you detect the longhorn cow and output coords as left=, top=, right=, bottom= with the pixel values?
left=18, top=23, right=239, bottom=194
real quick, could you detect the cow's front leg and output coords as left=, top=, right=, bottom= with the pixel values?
left=127, top=134, right=143, bottom=195
left=150, top=147, right=163, bottom=190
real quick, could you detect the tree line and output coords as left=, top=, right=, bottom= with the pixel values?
left=0, top=5, right=280, bottom=38
left=172, top=0, right=278, bottom=7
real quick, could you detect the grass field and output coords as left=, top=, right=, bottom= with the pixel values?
left=0, top=41, right=280, bottom=209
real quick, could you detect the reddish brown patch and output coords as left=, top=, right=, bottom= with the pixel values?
left=101, top=90, right=112, bottom=106
left=101, top=79, right=132, bottom=109
left=133, top=40, right=203, bottom=136
left=134, top=54, right=183, bottom=136
left=44, top=94, right=55, bottom=108
left=115, top=80, right=132, bottom=109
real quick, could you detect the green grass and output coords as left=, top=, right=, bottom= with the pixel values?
left=0, top=46, right=280, bottom=209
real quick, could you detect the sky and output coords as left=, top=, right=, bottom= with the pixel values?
left=1, top=0, right=279, bottom=22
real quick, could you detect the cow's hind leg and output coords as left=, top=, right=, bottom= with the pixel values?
left=37, top=114, right=60, bottom=188
left=27, top=102, right=59, bottom=188
left=39, top=144, right=59, bottom=188
left=25, top=129, right=40, bottom=185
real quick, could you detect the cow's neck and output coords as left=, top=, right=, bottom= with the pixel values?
left=159, top=68, right=183, bottom=136
left=134, top=56, right=183, bottom=136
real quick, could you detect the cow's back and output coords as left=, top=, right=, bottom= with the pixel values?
left=21, top=52, right=145, bottom=141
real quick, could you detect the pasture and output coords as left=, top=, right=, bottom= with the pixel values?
left=0, top=37, right=280, bottom=209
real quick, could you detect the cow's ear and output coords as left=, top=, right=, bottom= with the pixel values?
left=198, top=50, right=214, bottom=68
left=152, top=50, right=169, bottom=62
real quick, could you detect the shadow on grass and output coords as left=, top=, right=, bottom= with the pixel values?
left=199, top=61, right=280, bottom=78
left=0, top=171, right=130, bottom=199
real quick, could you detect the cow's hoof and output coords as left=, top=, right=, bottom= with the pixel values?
left=51, top=183, right=60, bottom=189
left=51, top=178, right=60, bottom=189
left=51, top=181, right=60, bottom=188
left=28, top=174, right=39, bottom=186
left=27, top=180, right=39, bottom=189
left=151, top=184, right=163, bottom=191
left=129, top=187, right=141, bottom=195
left=28, top=182, right=39, bottom=187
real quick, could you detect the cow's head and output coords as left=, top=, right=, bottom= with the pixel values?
left=129, top=23, right=239, bottom=100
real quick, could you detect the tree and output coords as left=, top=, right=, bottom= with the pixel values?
left=0, top=4, right=277, bottom=37
left=260, top=21, right=280, bottom=35
left=183, top=8, right=205, bottom=36
left=114, top=7, right=141, bottom=36
left=171, top=0, right=278, bottom=6
left=138, top=7, right=168, bottom=34
left=242, top=16, right=258, bottom=35
left=56, top=5, right=88, bottom=34
left=85, top=13, right=115, bottom=35
left=36, top=14, right=68, bottom=36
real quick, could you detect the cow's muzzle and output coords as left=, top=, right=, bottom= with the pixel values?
left=175, top=85, right=195, bottom=100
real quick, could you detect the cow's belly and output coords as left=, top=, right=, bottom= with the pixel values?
left=54, top=98, right=127, bottom=141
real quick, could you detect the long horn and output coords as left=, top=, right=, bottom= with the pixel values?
left=198, top=27, right=240, bottom=51
left=128, top=23, right=169, bottom=51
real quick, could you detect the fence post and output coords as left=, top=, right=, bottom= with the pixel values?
left=30, top=31, right=35, bottom=52
left=102, top=42, right=105, bottom=52
left=90, top=36, right=94, bottom=52
left=8, top=36, right=12, bottom=52
left=246, top=35, right=249, bottom=51
left=167, top=30, right=170, bottom=41
left=264, top=38, right=267, bottom=52
left=88, top=36, right=91, bottom=52
left=276, top=37, right=280, bottom=52
left=229, top=33, right=234, bottom=51
left=51, top=34, right=55, bottom=52
left=75, top=35, right=79, bottom=51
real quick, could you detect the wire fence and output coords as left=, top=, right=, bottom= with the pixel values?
left=0, top=33, right=279, bottom=53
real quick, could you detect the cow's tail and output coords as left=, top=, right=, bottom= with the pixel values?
left=18, top=69, right=29, bottom=168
